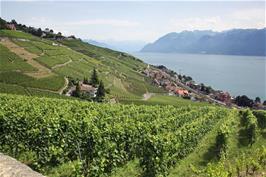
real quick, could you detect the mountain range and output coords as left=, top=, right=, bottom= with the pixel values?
left=141, top=29, right=266, bottom=56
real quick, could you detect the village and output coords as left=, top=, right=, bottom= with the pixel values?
left=142, top=64, right=266, bottom=109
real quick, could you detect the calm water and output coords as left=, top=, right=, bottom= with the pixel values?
left=132, top=52, right=266, bottom=100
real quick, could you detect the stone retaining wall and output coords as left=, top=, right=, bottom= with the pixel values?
left=0, top=153, right=44, bottom=177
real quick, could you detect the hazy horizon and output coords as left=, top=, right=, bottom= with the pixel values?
left=1, top=1, right=265, bottom=43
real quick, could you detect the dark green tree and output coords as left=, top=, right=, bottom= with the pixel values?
left=96, top=80, right=105, bottom=102
left=0, top=18, right=7, bottom=29
left=83, top=77, right=89, bottom=84
left=234, top=95, right=254, bottom=107
left=72, top=83, right=81, bottom=97
left=11, top=19, right=17, bottom=25
left=90, top=68, right=99, bottom=87
left=255, top=97, right=261, bottom=104
left=36, top=28, right=43, bottom=37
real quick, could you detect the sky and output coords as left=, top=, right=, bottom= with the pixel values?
left=1, top=1, right=265, bottom=42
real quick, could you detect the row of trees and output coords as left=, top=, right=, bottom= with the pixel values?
left=234, top=95, right=266, bottom=108
left=0, top=18, right=69, bottom=39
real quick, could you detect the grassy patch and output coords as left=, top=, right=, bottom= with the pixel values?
left=0, top=44, right=36, bottom=72
left=0, top=30, right=39, bottom=40
left=0, top=82, right=29, bottom=95
left=25, top=75, right=65, bottom=91
left=121, top=94, right=212, bottom=107
left=0, top=71, right=65, bottom=91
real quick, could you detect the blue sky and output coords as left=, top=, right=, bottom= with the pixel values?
left=1, top=1, right=265, bottom=42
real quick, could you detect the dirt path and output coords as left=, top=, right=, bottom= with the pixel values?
left=0, top=153, right=44, bottom=177
left=143, top=92, right=154, bottom=101
left=58, top=77, right=69, bottom=94
left=52, top=59, right=72, bottom=69
left=0, top=38, right=53, bottom=78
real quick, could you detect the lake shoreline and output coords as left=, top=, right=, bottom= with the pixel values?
left=132, top=52, right=266, bottom=100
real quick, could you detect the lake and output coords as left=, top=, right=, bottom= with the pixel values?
left=132, top=52, right=266, bottom=100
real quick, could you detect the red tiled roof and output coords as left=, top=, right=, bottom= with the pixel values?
left=175, top=89, right=189, bottom=95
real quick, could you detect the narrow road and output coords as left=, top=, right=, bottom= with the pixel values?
left=59, top=77, right=69, bottom=94
left=52, top=59, right=72, bottom=69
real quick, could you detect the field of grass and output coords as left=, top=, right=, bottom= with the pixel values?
left=0, top=82, right=72, bottom=99
left=120, top=94, right=212, bottom=107
left=0, top=30, right=39, bottom=40
left=0, top=44, right=36, bottom=72
left=25, top=75, right=65, bottom=91
left=27, top=88, right=76, bottom=99
left=0, top=71, right=65, bottom=91
left=0, top=82, right=29, bottom=95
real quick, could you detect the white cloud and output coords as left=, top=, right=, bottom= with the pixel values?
left=63, top=19, right=140, bottom=27
left=169, top=16, right=223, bottom=31
left=232, top=8, right=265, bottom=21
left=169, top=8, right=265, bottom=32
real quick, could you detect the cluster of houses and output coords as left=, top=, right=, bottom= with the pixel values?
left=66, top=81, right=97, bottom=98
left=210, top=91, right=232, bottom=104
left=143, top=65, right=233, bottom=105
left=185, top=81, right=232, bottom=104
left=41, top=28, right=76, bottom=40
left=4, top=22, right=76, bottom=40
left=143, top=65, right=191, bottom=97
left=6, top=23, right=16, bottom=30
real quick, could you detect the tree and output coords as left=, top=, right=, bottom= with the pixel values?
left=11, top=19, right=17, bottom=25
left=263, top=100, right=266, bottom=106
left=55, top=32, right=62, bottom=39
left=96, top=81, right=105, bottom=102
left=36, top=28, right=43, bottom=37
left=90, top=68, right=99, bottom=87
left=255, top=97, right=261, bottom=104
left=234, top=95, right=254, bottom=108
left=72, top=83, right=81, bottom=97
left=0, top=18, right=7, bottom=29
left=83, top=77, right=89, bottom=84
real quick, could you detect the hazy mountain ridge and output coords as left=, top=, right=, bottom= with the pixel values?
left=141, top=29, right=266, bottom=56
left=83, top=39, right=114, bottom=50
left=84, top=39, right=146, bottom=52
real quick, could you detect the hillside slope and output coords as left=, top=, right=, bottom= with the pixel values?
left=0, top=30, right=163, bottom=100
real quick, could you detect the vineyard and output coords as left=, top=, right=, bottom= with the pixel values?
left=0, top=94, right=265, bottom=177
left=0, top=30, right=164, bottom=101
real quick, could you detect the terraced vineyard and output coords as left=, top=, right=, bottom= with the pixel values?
left=0, top=30, right=164, bottom=101
left=1, top=94, right=265, bottom=177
